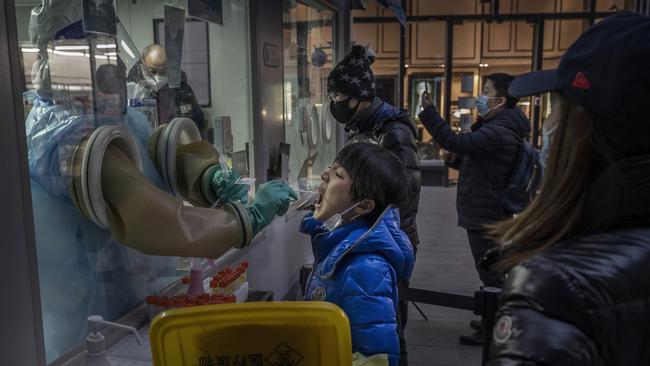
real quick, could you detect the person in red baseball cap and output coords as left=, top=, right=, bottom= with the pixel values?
left=487, top=12, right=650, bottom=365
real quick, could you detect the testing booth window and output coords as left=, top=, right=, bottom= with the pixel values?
left=283, top=0, right=337, bottom=191
left=13, top=0, right=253, bottom=362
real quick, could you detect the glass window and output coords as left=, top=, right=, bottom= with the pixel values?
left=154, top=19, right=212, bottom=107
left=13, top=0, right=253, bottom=362
left=283, top=0, right=337, bottom=190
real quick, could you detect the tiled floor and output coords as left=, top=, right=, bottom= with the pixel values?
left=404, top=186, right=483, bottom=366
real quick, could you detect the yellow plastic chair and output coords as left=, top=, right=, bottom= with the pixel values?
left=149, top=301, right=352, bottom=366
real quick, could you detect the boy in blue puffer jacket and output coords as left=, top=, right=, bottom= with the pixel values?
left=300, top=142, right=414, bottom=365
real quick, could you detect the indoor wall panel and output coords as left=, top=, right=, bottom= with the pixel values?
left=514, top=0, right=556, bottom=52
left=411, top=0, right=480, bottom=64
left=559, top=0, right=586, bottom=50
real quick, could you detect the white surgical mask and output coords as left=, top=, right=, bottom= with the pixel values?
left=324, top=201, right=363, bottom=230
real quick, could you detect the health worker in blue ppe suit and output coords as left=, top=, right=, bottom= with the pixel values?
left=27, top=62, right=295, bottom=362
left=26, top=80, right=176, bottom=360
left=25, top=7, right=295, bottom=360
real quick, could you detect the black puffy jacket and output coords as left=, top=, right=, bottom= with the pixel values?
left=488, top=155, right=650, bottom=366
left=346, top=98, right=421, bottom=247
left=418, top=106, right=531, bottom=230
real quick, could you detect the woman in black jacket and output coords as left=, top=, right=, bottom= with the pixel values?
left=487, top=12, right=650, bottom=365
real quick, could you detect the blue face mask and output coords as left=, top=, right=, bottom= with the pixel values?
left=476, top=95, right=498, bottom=116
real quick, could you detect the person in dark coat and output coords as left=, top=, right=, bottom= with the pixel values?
left=487, top=12, right=650, bottom=365
left=327, top=45, right=421, bottom=366
left=418, top=73, right=530, bottom=345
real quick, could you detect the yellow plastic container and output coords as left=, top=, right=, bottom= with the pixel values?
left=149, top=301, right=352, bottom=366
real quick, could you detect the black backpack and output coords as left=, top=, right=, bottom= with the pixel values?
left=499, top=139, right=543, bottom=214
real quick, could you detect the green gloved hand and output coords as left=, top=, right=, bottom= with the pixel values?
left=201, top=165, right=249, bottom=205
left=246, top=180, right=298, bottom=235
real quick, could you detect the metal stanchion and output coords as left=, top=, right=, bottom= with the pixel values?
left=477, top=287, right=502, bottom=365
left=405, top=286, right=502, bottom=366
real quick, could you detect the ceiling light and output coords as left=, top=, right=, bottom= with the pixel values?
left=55, top=45, right=89, bottom=51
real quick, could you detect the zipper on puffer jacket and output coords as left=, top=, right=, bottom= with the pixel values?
left=304, top=230, right=329, bottom=300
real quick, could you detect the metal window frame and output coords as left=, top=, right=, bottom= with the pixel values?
left=0, top=0, right=46, bottom=364
left=332, top=0, right=352, bottom=152
left=250, top=0, right=345, bottom=182
left=398, top=0, right=407, bottom=110
left=353, top=9, right=619, bottom=150
left=0, top=0, right=348, bottom=363
left=353, top=11, right=617, bottom=23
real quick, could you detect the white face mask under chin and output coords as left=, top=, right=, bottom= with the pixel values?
left=323, top=201, right=363, bottom=230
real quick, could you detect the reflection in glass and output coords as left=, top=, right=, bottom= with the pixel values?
left=283, top=0, right=336, bottom=191
left=21, top=33, right=176, bottom=362
left=14, top=0, right=254, bottom=362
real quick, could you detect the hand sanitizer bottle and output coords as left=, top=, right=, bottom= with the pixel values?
left=82, top=315, right=142, bottom=366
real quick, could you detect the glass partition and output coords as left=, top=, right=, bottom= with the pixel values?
left=283, top=0, right=337, bottom=190
left=13, top=0, right=253, bottom=362
left=117, top=0, right=253, bottom=164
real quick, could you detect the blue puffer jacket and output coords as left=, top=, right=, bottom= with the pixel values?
left=300, top=207, right=415, bottom=365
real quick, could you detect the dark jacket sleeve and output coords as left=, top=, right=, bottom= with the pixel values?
left=182, top=82, right=206, bottom=131
left=488, top=302, right=600, bottom=366
left=382, top=121, right=420, bottom=173
left=418, top=106, right=507, bottom=157
left=381, top=121, right=421, bottom=246
left=488, top=259, right=601, bottom=366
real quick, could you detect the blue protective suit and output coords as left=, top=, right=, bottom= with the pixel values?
left=300, top=207, right=414, bottom=365
left=25, top=94, right=176, bottom=362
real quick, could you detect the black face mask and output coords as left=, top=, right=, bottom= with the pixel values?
left=330, top=98, right=361, bottom=124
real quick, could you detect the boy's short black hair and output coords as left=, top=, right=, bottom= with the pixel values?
left=334, top=143, right=409, bottom=224
left=486, top=73, right=519, bottom=108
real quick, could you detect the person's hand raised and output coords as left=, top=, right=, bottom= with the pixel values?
left=421, top=91, right=436, bottom=110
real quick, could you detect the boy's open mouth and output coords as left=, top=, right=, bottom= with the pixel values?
left=315, top=194, right=324, bottom=208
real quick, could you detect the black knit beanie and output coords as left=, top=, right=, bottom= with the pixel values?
left=327, top=45, right=376, bottom=100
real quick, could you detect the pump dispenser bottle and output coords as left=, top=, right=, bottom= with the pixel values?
left=82, top=315, right=142, bottom=366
